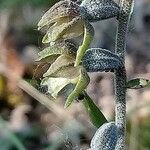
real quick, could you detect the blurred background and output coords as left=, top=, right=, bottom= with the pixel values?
left=0, top=0, right=149, bottom=149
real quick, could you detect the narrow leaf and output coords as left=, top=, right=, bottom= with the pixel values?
left=65, top=68, right=90, bottom=108
left=82, top=92, right=107, bottom=128
left=83, top=48, right=123, bottom=72
left=126, top=78, right=150, bottom=89
left=91, top=122, right=118, bottom=150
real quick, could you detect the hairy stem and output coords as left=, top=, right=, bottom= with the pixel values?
left=115, top=0, right=134, bottom=149
left=115, top=0, right=134, bottom=60
left=115, top=68, right=126, bottom=149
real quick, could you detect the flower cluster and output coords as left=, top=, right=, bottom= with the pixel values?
left=36, top=0, right=134, bottom=149
left=37, top=0, right=92, bottom=107
left=37, top=0, right=120, bottom=107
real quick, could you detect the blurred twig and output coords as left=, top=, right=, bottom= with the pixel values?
left=18, top=79, right=72, bottom=119
left=0, top=64, right=72, bottom=120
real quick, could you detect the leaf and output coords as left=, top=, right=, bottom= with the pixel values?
left=82, top=48, right=123, bottom=72
left=91, top=122, right=118, bottom=150
left=38, top=0, right=80, bottom=30
left=37, top=41, right=76, bottom=61
left=43, top=55, right=75, bottom=77
left=65, top=67, right=90, bottom=108
left=126, top=78, right=150, bottom=89
left=82, top=92, right=107, bottom=128
left=42, top=17, right=84, bottom=43
left=41, top=77, right=73, bottom=98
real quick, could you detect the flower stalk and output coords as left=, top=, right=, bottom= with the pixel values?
left=115, top=0, right=134, bottom=149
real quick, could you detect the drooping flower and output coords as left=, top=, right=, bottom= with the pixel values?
left=35, top=40, right=90, bottom=107
left=36, top=0, right=120, bottom=107
left=38, top=0, right=86, bottom=43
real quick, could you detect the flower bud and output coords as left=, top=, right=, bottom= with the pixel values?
left=80, top=0, right=120, bottom=22
left=91, top=122, right=118, bottom=150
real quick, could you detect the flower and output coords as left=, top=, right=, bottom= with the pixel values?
left=38, top=0, right=86, bottom=43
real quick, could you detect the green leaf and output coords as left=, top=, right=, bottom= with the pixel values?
left=126, top=78, right=150, bottom=89
left=65, top=67, right=90, bottom=108
left=43, top=55, right=75, bottom=77
left=82, top=92, right=107, bottom=128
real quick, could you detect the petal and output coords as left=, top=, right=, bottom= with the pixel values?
left=41, top=77, right=72, bottom=98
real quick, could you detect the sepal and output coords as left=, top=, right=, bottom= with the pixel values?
left=41, top=77, right=73, bottom=98
left=65, top=67, right=90, bottom=108
left=37, top=41, right=76, bottom=61
left=38, top=0, right=81, bottom=30
left=42, top=17, right=84, bottom=43
left=43, top=55, right=76, bottom=78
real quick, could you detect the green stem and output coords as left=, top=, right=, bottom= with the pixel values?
left=74, top=22, right=93, bottom=67
left=115, top=0, right=134, bottom=149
